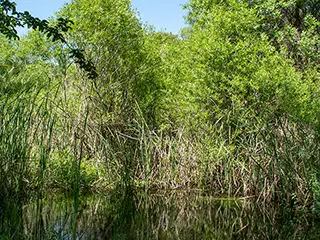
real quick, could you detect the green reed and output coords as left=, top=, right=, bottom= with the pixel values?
left=0, top=84, right=38, bottom=198
left=1, top=65, right=319, bottom=210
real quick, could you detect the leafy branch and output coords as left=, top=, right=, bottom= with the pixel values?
left=0, top=0, right=98, bottom=79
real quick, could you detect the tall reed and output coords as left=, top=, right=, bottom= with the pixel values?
left=1, top=63, right=319, bottom=209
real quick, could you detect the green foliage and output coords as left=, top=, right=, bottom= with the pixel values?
left=0, top=0, right=98, bottom=79
left=1, top=0, right=320, bottom=210
left=161, top=2, right=300, bottom=128
left=0, top=0, right=72, bottom=40
left=58, top=0, right=146, bottom=121
left=49, top=150, right=103, bottom=190
left=185, top=0, right=320, bottom=70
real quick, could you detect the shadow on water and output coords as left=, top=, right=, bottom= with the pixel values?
left=1, top=189, right=320, bottom=240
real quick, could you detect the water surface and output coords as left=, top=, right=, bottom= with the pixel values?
left=1, top=190, right=320, bottom=239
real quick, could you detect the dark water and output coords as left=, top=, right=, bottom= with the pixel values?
left=1, top=190, right=320, bottom=240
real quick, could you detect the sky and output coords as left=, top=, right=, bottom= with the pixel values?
left=14, top=0, right=188, bottom=35
left=131, top=0, right=188, bottom=33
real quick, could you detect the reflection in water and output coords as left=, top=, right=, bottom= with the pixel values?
left=1, top=190, right=320, bottom=239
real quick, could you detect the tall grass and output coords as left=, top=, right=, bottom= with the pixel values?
left=80, top=109, right=319, bottom=206
left=1, top=64, right=319, bottom=209
left=0, top=70, right=43, bottom=198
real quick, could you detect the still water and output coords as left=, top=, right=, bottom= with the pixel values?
left=1, top=190, right=320, bottom=239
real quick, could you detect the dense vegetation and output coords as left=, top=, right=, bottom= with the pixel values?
left=1, top=0, right=320, bottom=210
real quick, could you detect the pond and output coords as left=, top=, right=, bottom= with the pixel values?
left=1, top=190, right=320, bottom=239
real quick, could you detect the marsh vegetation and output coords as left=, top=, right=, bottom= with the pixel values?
left=1, top=0, right=320, bottom=238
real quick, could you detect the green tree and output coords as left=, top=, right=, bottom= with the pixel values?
left=155, top=0, right=320, bottom=141
left=58, top=0, right=155, bottom=124
left=184, top=0, right=320, bottom=70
